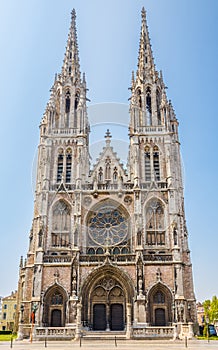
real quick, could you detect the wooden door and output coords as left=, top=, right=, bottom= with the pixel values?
left=155, top=308, right=166, bottom=326
left=110, top=304, right=124, bottom=330
left=93, top=304, right=106, bottom=330
left=51, top=309, right=62, bottom=327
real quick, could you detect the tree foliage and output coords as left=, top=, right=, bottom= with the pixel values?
left=203, top=296, right=218, bottom=323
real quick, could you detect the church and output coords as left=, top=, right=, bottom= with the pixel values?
left=16, top=8, right=197, bottom=340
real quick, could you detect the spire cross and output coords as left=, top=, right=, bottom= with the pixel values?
left=105, top=129, right=112, bottom=146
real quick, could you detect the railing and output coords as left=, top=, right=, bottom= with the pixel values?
left=43, top=253, right=172, bottom=264
left=144, top=254, right=173, bottom=262
left=79, top=254, right=136, bottom=264
left=140, top=182, right=168, bottom=189
left=132, top=326, right=174, bottom=338
left=43, top=255, right=72, bottom=263
left=35, top=327, right=76, bottom=339
left=137, top=126, right=165, bottom=134
left=50, top=182, right=166, bottom=192
left=52, top=128, right=79, bottom=135
left=50, top=184, right=76, bottom=191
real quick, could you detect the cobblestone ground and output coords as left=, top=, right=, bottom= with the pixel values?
left=0, top=339, right=218, bottom=350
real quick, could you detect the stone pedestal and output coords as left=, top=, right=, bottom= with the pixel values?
left=75, top=302, right=82, bottom=340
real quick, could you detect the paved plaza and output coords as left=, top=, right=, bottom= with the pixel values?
left=0, top=339, right=218, bottom=350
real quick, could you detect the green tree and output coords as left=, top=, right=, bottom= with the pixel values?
left=203, top=296, right=218, bottom=323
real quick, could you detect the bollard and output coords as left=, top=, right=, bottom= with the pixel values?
left=45, top=337, right=47, bottom=347
left=80, top=334, right=82, bottom=347
left=10, top=336, right=13, bottom=348
left=115, top=335, right=117, bottom=347
left=185, top=336, right=187, bottom=348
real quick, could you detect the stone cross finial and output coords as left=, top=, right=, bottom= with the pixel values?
left=104, top=129, right=112, bottom=146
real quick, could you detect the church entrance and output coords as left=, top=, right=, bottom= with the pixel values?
left=147, top=283, right=172, bottom=326
left=43, top=285, right=67, bottom=327
left=81, top=266, right=135, bottom=333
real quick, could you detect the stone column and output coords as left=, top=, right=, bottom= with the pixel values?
left=126, top=303, right=132, bottom=339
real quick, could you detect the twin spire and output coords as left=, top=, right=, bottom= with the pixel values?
left=61, top=7, right=154, bottom=85
left=62, top=9, right=81, bottom=83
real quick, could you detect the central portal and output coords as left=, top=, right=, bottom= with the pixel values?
left=81, top=267, right=135, bottom=333
left=93, top=303, right=124, bottom=331
left=88, top=276, right=126, bottom=331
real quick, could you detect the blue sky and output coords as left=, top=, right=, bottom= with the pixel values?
left=0, top=0, right=217, bottom=302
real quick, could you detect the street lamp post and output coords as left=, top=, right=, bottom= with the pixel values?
left=205, top=316, right=209, bottom=343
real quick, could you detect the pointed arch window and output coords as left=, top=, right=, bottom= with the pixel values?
left=74, top=91, right=80, bottom=128
left=154, top=291, right=165, bottom=304
left=144, top=146, right=151, bottom=181
left=146, top=87, right=152, bottom=125
left=145, top=199, right=165, bottom=246
left=51, top=292, right=63, bottom=305
left=153, top=146, right=160, bottom=181
left=75, top=91, right=80, bottom=111
left=65, top=90, right=71, bottom=113
left=57, top=150, right=64, bottom=182
left=113, top=167, right=118, bottom=182
left=156, top=89, right=161, bottom=125
left=55, top=90, right=60, bottom=128
left=52, top=200, right=71, bottom=248
left=66, top=149, right=72, bottom=183
left=137, top=88, right=142, bottom=108
left=98, top=167, right=103, bottom=182
left=105, top=157, right=111, bottom=180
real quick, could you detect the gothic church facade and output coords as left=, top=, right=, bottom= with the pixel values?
left=16, top=8, right=196, bottom=340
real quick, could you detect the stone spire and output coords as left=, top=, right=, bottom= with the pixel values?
left=62, top=9, right=81, bottom=83
left=136, top=7, right=155, bottom=82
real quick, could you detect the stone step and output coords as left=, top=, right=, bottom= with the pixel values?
left=82, top=330, right=127, bottom=340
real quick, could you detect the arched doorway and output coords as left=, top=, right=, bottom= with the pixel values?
left=43, top=285, right=68, bottom=327
left=81, top=266, right=134, bottom=332
left=147, top=283, right=172, bottom=326
left=91, top=279, right=125, bottom=331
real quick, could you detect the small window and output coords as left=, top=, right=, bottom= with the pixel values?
left=57, top=151, right=64, bottom=182
left=96, top=247, right=104, bottom=254
left=153, top=148, right=160, bottom=181
left=98, top=167, right=103, bottom=182
left=87, top=248, right=95, bottom=255
left=3, top=312, right=6, bottom=320
left=66, top=149, right=72, bottom=183
left=156, top=89, right=161, bottom=125
left=65, top=91, right=71, bottom=113
left=145, top=147, right=151, bottom=182
left=154, top=291, right=165, bottom=304
left=113, top=247, right=120, bottom=255
left=146, top=87, right=152, bottom=125
left=3, top=304, right=7, bottom=309
left=51, top=292, right=63, bottom=305
left=75, top=91, right=80, bottom=111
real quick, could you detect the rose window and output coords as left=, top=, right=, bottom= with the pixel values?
left=88, top=206, right=128, bottom=247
